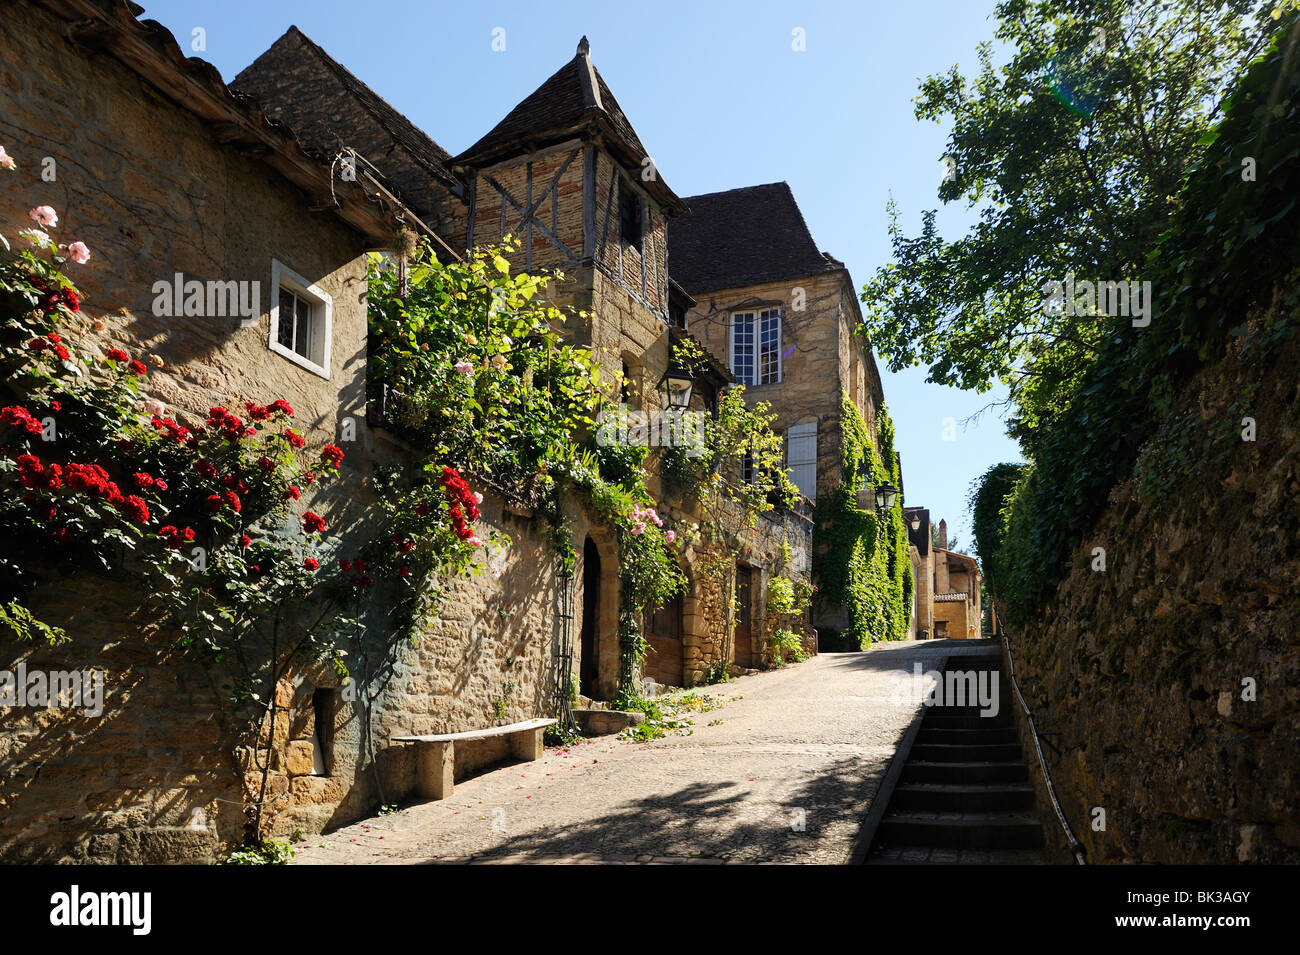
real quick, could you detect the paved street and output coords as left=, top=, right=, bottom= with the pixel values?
left=293, top=639, right=999, bottom=864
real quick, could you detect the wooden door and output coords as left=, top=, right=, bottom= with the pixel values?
left=734, top=566, right=753, bottom=667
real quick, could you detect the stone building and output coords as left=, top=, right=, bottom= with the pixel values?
left=0, top=0, right=404, bottom=862
left=904, top=506, right=934, bottom=638
left=0, top=6, right=835, bottom=863
left=665, top=183, right=889, bottom=634
left=923, top=519, right=983, bottom=639
left=237, top=32, right=816, bottom=690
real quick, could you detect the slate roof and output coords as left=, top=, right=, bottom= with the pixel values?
left=233, top=26, right=461, bottom=193
left=667, top=182, right=842, bottom=295
left=454, top=38, right=685, bottom=214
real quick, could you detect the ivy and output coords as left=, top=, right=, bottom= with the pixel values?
left=812, top=396, right=912, bottom=648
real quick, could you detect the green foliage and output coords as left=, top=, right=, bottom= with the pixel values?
left=968, top=462, right=1027, bottom=599
left=987, top=15, right=1300, bottom=626
left=768, top=627, right=807, bottom=667
left=859, top=0, right=1275, bottom=443
left=368, top=241, right=602, bottom=488
left=618, top=689, right=723, bottom=741
left=812, top=398, right=912, bottom=647
left=224, top=839, right=295, bottom=865
left=702, top=659, right=731, bottom=684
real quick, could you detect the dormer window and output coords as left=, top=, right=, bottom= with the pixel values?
left=619, top=180, right=642, bottom=252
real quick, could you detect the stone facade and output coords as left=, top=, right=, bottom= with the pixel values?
left=1005, top=308, right=1300, bottom=863
left=0, top=8, right=818, bottom=863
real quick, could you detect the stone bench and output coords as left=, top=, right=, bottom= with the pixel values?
left=392, top=718, right=557, bottom=800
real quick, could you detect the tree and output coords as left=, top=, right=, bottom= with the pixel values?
left=860, top=0, right=1275, bottom=450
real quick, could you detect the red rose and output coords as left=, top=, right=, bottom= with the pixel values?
left=240, top=534, right=252, bottom=548
left=320, top=445, right=344, bottom=468
left=27, top=338, right=45, bottom=352
left=223, top=491, right=241, bottom=513
left=46, top=333, right=61, bottom=344
left=415, top=503, right=429, bottom=516
left=398, top=566, right=410, bottom=578
left=303, top=558, right=319, bottom=571
left=206, top=494, right=223, bottom=511
left=302, top=511, right=326, bottom=534
left=258, top=457, right=274, bottom=472
left=339, top=559, right=351, bottom=572
left=286, top=485, right=301, bottom=500
left=132, top=472, right=155, bottom=489
left=106, top=349, right=130, bottom=363
left=119, top=494, right=150, bottom=525
left=285, top=429, right=305, bottom=449
left=154, top=479, right=167, bottom=492
left=268, top=399, right=294, bottom=417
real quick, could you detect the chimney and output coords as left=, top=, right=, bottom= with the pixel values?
left=936, top=520, right=950, bottom=594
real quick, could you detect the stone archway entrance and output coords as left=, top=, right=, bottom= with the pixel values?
left=579, top=537, right=600, bottom=698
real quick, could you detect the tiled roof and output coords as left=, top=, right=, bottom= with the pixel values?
left=934, top=592, right=970, bottom=603
left=667, top=182, right=841, bottom=295
left=233, top=26, right=461, bottom=193
left=454, top=38, right=685, bottom=214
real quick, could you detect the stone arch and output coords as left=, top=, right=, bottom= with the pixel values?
left=575, top=525, right=620, bottom=701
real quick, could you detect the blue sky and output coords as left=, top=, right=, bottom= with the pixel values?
left=140, top=0, right=1023, bottom=549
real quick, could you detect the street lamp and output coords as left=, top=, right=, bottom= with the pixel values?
left=909, top=513, right=921, bottom=531
left=657, top=362, right=694, bottom=409
left=874, top=482, right=898, bottom=511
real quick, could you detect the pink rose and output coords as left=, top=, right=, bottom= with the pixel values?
left=29, top=205, right=57, bottom=228
left=454, top=360, right=474, bottom=376
left=468, top=535, right=483, bottom=547
left=67, top=241, right=91, bottom=264
left=472, top=491, right=483, bottom=505
left=19, top=229, right=50, bottom=247
left=0, top=146, right=15, bottom=171
left=631, top=522, right=646, bottom=536
left=665, top=530, right=676, bottom=544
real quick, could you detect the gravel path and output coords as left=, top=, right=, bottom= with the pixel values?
left=292, top=639, right=998, bottom=865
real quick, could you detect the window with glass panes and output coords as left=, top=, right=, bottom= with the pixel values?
left=730, top=309, right=781, bottom=385
left=276, top=286, right=319, bottom=363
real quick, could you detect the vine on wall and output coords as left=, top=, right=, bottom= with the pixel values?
left=812, top=396, right=912, bottom=648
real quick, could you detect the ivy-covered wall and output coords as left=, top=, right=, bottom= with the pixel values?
left=812, top=396, right=912, bottom=648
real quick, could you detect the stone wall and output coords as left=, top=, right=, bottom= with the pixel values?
left=1005, top=311, right=1300, bottom=863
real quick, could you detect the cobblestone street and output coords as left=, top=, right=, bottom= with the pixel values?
left=293, top=640, right=997, bottom=864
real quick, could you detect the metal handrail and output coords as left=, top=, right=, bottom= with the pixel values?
left=1002, top=630, right=1088, bottom=865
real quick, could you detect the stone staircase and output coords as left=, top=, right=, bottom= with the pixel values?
left=865, top=654, right=1051, bottom=864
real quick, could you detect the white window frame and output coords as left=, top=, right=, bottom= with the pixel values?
left=268, top=259, right=332, bottom=380
left=729, top=309, right=782, bottom=386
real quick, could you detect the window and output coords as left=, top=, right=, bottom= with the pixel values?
left=669, top=301, right=687, bottom=329
left=786, top=420, right=818, bottom=501
left=619, top=180, right=642, bottom=252
left=310, top=688, right=336, bottom=776
left=269, top=259, right=331, bottom=378
left=740, top=450, right=756, bottom=486
left=730, top=309, right=781, bottom=385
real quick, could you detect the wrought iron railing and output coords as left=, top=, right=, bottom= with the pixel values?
left=1002, top=631, right=1088, bottom=865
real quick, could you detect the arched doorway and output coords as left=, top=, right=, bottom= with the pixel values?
left=579, top=537, right=600, bottom=698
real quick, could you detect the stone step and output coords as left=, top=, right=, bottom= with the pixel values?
left=878, top=810, right=1046, bottom=849
left=917, top=726, right=1018, bottom=745
left=922, top=704, right=1010, bottom=722
left=891, top=782, right=1038, bottom=812
left=909, top=742, right=1024, bottom=762
left=864, top=846, right=1051, bottom=865
left=921, top=714, right=1011, bottom=730
left=902, top=760, right=1029, bottom=785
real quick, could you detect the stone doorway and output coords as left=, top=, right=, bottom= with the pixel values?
left=734, top=565, right=755, bottom=667
left=579, top=537, right=600, bottom=698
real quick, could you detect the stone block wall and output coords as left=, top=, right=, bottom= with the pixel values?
left=1005, top=311, right=1300, bottom=863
